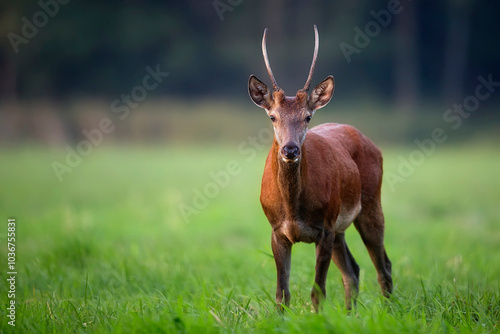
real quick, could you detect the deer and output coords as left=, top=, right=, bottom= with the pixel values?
left=248, top=25, right=393, bottom=312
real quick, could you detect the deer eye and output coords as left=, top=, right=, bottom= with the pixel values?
left=305, top=116, right=312, bottom=123
left=270, top=115, right=276, bottom=122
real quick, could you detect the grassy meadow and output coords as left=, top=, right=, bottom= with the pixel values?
left=0, top=141, right=499, bottom=333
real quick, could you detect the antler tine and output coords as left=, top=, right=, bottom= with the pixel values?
left=262, top=28, right=279, bottom=91
left=303, top=25, right=319, bottom=92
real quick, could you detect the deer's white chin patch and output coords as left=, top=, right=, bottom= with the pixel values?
left=281, top=155, right=300, bottom=163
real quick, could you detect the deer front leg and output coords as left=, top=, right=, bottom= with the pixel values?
left=311, top=230, right=334, bottom=311
left=271, top=231, right=292, bottom=310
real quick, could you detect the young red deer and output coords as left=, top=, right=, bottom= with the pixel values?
left=248, top=25, right=392, bottom=311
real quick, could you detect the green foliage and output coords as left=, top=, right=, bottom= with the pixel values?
left=3, top=0, right=500, bottom=100
left=0, top=145, right=499, bottom=333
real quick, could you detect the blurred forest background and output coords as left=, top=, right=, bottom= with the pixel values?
left=0, top=0, right=499, bottom=146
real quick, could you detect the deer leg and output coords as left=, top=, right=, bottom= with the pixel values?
left=354, top=209, right=393, bottom=297
left=331, top=232, right=360, bottom=310
left=311, top=230, right=334, bottom=311
left=271, top=231, right=292, bottom=309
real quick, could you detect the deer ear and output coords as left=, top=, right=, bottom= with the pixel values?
left=308, top=76, right=335, bottom=110
left=249, top=75, right=273, bottom=110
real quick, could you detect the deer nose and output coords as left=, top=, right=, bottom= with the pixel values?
left=282, top=144, right=300, bottom=160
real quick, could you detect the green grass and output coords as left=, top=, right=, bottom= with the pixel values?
left=0, top=144, right=499, bottom=333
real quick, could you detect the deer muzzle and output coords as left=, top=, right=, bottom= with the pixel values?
left=281, top=143, right=301, bottom=162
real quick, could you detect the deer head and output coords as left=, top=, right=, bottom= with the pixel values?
left=249, top=25, right=335, bottom=163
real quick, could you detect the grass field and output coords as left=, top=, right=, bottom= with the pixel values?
left=0, top=144, right=499, bottom=333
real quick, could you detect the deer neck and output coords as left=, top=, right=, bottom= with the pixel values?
left=272, top=140, right=307, bottom=218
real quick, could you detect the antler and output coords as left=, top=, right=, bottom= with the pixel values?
left=262, top=28, right=279, bottom=91
left=302, top=25, right=319, bottom=92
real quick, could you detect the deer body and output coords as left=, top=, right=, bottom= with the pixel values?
left=262, top=124, right=374, bottom=243
left=249, top=26, right=392, bottom=311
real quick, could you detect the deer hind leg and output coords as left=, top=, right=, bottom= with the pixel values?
left=354, top=206, right=393, bottom=297
left=331, top=232, right=360, bottom=310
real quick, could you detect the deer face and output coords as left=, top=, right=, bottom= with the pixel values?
left=248, top=25, right=334, bottom=163
left=249, top=76, right=334, bottom=163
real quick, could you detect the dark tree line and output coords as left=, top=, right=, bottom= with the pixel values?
left=1, top=0, right=499, bottom=109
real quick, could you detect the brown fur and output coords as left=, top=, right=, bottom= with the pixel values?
left=260, top=122, right=392, bottom=311
left=248, top=26, right=392, bottom=312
